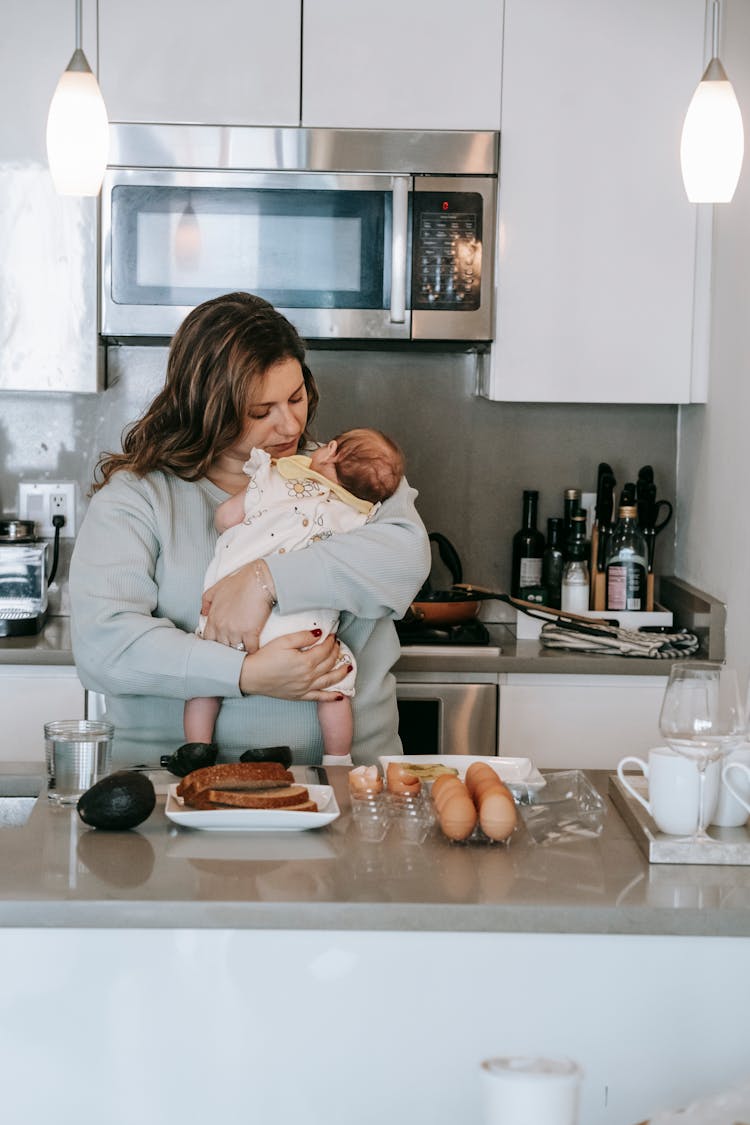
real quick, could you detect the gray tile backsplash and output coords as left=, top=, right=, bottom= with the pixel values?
left=0, top=345, right=677, bottom=607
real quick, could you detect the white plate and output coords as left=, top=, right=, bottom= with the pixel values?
left=378, top=755, right=545, bottom=798
left=165, top=784, right=340, bottom=832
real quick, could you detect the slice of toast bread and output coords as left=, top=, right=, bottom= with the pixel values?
left=176, top=761, right=294, bottom=800
left=184, top=785, right=315, bottom=811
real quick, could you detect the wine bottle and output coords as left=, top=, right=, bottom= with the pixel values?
left=541, top=517, right=564, bottom=610
left=605, top=504, right=648, bottom=611
left=562, top=488, right=582, bottom=560
left=511, top=490, right=545, bottom=598
left=561, top=513, right=589, bottom=613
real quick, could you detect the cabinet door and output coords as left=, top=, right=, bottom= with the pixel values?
left=499, top=674, right=667, bottom=769
left=481, top=0, right=708, bottom=404
left=0, top=667, right=85, bottom=762
left=302, top=0, right=503, bottom=129
left=99, top=0, right=301, bottom=126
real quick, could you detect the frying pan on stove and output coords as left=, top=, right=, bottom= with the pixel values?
left=407, top=533, right=484, bottom=626
left=407, top=532, right=618, bottom=628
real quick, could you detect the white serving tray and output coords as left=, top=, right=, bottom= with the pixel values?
left=609, top=774, right=750, bottom=865
left=516, top=605, right=673, bottom=640
left=378, top=755, right=545, bottom=801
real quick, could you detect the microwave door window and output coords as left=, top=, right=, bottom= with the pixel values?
left=111, top=186, right=388, bottom=311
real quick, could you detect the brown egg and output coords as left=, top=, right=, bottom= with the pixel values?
left=431, top=773, right=460, bottom=802
left=439, top=793, right=478, bottom=841
left=473, top=775, right=505, bottom=803
left=465, top=762, right=498, bottom=798
left=386, top=762, right=421, bottom=796
left=348, top=765, right=383, bottom=794
left=478, top=789, right=518, bottom=842
left=433, top=777, right=467, bottom=813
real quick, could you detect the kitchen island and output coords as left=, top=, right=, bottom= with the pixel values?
left=0, top=762, right=747, bottom=1125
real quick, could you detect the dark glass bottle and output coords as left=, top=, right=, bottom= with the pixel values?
left=541, top=517, right=564, bottom=609
left=605, top=504, right=648, bottom=611
left=562, top=488, right=582, bottom=560
left=511, top=490, right=545, bottom=598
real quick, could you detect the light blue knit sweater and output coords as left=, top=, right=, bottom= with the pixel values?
left=69, top=470, right=430, bottom=767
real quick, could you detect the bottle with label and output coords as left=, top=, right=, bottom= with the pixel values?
left=605, top=504, right=648, bottom=611
left=541, top=517, right=564, bottom=610
left=561, top=513, right=589, bottom=614
left=511, top=490, right=545, bottom=598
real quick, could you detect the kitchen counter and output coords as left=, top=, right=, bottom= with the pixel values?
left=1, top=761, right=748, bottom=1125
left=0, top=607, right=712, bottom=677
left=1, top=762, right=748, bottom=935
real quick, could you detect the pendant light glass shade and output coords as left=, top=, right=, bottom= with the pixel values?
left=680, top=2, right=744, bottom=203
left=46, top=11, right=109, bottom=197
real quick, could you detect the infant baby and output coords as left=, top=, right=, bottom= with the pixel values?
left=185, top=427, right=405, bottom=764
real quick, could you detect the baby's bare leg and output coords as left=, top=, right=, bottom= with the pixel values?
left=184, top=696, right=221, bottom=744
left=317, top=697, right=353, bottom=758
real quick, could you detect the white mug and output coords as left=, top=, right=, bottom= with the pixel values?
left=617, top=747, right=720, bottom=836
left=720, top=758, right=750, bottom=826
left=480, top=1057, right=582, bottom=1125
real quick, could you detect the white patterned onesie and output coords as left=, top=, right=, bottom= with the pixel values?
left=198, top=447, right=378, bottom=696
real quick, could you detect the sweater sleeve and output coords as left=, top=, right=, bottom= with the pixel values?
left=69, top=474, right=246, bottom=700
left=265, top=476, right=431, bottom=620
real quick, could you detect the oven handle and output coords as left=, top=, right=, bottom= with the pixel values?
left=389, top=175, right=409, bottom=324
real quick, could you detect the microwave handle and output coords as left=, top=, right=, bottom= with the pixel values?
left=389, top=176, right=409, bottom=324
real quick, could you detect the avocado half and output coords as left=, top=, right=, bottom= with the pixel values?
left=77, top=771, right=156, bottom=831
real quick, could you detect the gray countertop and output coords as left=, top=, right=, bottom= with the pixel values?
left=1, top=763, right=748, bottom=935
left=0, top=616, right=677, bottom=676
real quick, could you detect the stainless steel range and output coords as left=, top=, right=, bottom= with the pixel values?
left=393, top=620, right=503, bottom=757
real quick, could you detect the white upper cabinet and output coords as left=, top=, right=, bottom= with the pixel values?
left=99, top=0, right=302, bottom=126
left=302, top=0, right=503, bottom=130
left=480, top=0, right=710, bottom=404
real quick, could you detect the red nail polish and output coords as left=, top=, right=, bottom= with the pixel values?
left=347, top=664, right=353, bottom=673
left=335, top=694, right=344, bottom=701
left=311, top=628, right=322, bottom=637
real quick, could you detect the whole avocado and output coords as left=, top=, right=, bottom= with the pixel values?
left=160, top=741, right=218, bottom=777
left=240, top=745, right=293, bottom=769
left=77, top=771, right=156, bottom=831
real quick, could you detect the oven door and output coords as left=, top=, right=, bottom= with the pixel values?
left=395, top=681, right=498, bottom=757
left=101, top=169, right=411, bottom=340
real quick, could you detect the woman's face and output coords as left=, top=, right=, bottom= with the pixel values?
left=230, top=357, right=309, bottom=461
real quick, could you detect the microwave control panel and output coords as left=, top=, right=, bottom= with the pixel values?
left=411, top=192, right=483, bottom=311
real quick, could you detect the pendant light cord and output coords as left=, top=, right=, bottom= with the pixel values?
left=75, top=0, right=82, bottom=52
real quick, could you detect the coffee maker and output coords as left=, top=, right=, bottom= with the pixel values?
left=0, top=520, right=48, bottom=636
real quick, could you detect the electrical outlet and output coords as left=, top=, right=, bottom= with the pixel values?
left=18, top=482, right=76, bottom=538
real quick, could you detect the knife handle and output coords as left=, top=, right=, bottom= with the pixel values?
left=593, top=569, right=606, bottom=611
left=646, top=572, right=654, bottom=612
left=589, top=525, right=599, bottom=609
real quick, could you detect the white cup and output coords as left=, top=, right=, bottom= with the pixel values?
left=720, top=756, right=750, bottom=827
left=480, top=1057, right=582, bottom=1125
left=617, top=747, right=720, bottom=836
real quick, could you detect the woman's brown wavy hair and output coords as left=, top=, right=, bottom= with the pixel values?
left=92, top=292, right=319, bottom=491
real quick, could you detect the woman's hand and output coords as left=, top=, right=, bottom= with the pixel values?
left=239, top=631, right=349, bottom=702
left=201, top=560, right=273, bottom=654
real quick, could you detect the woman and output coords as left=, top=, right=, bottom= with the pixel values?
left=69, top=292, right=430, bottom=767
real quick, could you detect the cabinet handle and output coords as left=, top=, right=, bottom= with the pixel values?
left=389, top=175, right=409, bottom=324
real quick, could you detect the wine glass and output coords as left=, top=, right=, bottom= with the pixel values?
left=658, top=663, right=745, bottom=842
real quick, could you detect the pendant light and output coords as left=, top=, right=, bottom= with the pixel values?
left=680, top=0, right=744, bottom=203
left=46, top=0, right=109, bottom=196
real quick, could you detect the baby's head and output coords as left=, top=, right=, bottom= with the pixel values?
left=310, top=428, right=405, bottom=504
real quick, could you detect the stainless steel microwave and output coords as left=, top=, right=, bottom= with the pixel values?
left=100, top=125, right=498, bottom=342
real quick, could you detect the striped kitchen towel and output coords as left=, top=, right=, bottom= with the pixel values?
left=540, top=619, right=700, bottom=658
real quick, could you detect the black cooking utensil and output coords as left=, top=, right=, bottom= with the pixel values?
left=416, top=531, right=464, bottom=599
